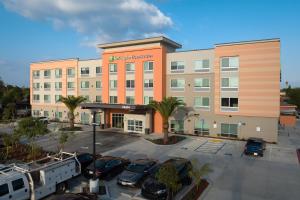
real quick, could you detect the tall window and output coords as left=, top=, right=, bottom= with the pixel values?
left=144, top=61, right=154, bottom=72
left=67, top=68, right=75, bottom=77
left=126, top=96, right=135, bottom=104
left=170, top=120, right=184, bottom=133
left=126, top=80, right=135, bottom=89
left=144, top=96, right=153, bottom=105
left=221, top=98, right=238, bottom=111
left=144, top=79, right=153, bottom=88
left=55, top=82, right=62, bottom=90
left=33, top=83, right=40, bottom=90
left=44, top=95, right=51, bottom=103
left=67, top=82, right=75, bottom=90
left=174, top=96, right=185, bottom=105
left=110, top=96, right=118, bottom=104
left=55, top=69, right=62, bottom=78
left=44, top=111, right=49, bottom=117
left=126, top=63, right=135, bottom=72
left=194, top=120, right=209, bottom=135
left=170, top=79, right=185, bottom=90
left=44, top=82, right=51, bottom=90
left=81, top=81, right=89, bottom=89
left=221, top=123, right=238, bottom=138
left=55, top=95, right=62, bottom=103
left=80, top=113, right=90, bottom=124
left=44, top=70, right=51, bottom=78
left=221, top=77, right=239, bottom=88
left=81, top=67, right=89, bottom=76
left=171, top=61, right=185, bottom=72
left=33, top=94, right=40, bottom=101
left=194, top=78, right=210, bottom=89
left=96, top=95, right=102, bottom=103
left=96, top=81, right=102, bottom=89
left=194, top=97, right=210, bottom=108
left=109, top=63, right=117, bottom=73
left=33, top=70, right=40, bottom=78
left=221, top=57, right=239, bottom=70
left=96, top=66, right=102, bottom=74
left=194, top=59, right=210, bottom=71
left=110, top=80, right=117, bottom=89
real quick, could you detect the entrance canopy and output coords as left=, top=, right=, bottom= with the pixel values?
left=80, top=103, right=152, bottom=112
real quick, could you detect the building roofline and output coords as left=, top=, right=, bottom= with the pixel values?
left=97, top=36, right=182, bottom=49
left=31, top=58, right=79, bottom=64
left=167, top=48, right=214, bottom=54
left=215, top=38, right=280, bottom=47
left=78, top=58, right=101, bottom=61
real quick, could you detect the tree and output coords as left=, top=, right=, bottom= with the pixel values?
left=148, top=97, right=185, bottom=144
left=2, top=134, right=13, bottom=159
left=155, top=163, right=182, bottom=199
left=189, top=159, right=212, bottom=190
left=14, top=117, right=48, bottom=159
left=2, top=103, right=16, bottom=120
left=59, top=96, right=86, bottom=129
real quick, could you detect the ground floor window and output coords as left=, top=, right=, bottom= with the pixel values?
left=95, top=113, right=101, bottom=125
left=220, top=123, right=238, bottom=138
left=81, top=113, right=90, bottom=124
left=127, top=120, right=143, bottom=133
left=32, top=110, right=40, bottom=117
left=44, top=111, right=49, bottom=117
left=112, top=113, right=124, bottom=128
left=194, top=120, right=209, bottom=135
left=55, top=111, right=62, bottom=119
left=170, top=120, right=184, bottom=133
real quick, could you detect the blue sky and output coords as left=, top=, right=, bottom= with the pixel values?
left=0, top=0, right=299, bottom=87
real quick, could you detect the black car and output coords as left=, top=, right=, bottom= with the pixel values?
left=48, top=193, right=97, bottom=200
left=244, top=137, right=266, bottom=157
left=117, top=158, right=157, bottom=187
left=76, top=153, right=98, bottom=171
left=141, top=158, right=192, bottom=200
left=84, top=156, right=130, bottom=180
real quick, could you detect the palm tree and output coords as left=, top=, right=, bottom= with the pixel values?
left=59, top=96, right=86, bottom=129
left=148, top=97, right=185, bottom=144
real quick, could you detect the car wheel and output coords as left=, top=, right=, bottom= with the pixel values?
left=56, top=182, right=68, bottom=194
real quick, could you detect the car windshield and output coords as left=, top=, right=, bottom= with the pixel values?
left=95, top=160, right=106, bottom=168
left=126, top=163, right=147, bottom=173
left=247, top=141, right=262, bottom=147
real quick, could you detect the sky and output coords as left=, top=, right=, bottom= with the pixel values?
left=0, top=0, right=299, bottom=87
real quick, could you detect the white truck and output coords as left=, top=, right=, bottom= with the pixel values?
left=0, top=151, right=81, bottom=200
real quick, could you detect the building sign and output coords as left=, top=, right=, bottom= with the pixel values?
left=109, top=54, right=153, bottom=62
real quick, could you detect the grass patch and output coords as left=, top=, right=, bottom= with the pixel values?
left=147, top=135, right=186, bottom=145
left=59, top=127, right=82, bottom=131
left=182, top=179, right=209, bottom=200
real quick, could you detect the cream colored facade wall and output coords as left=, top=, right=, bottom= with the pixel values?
left=123, top=113, right=151, bottom=134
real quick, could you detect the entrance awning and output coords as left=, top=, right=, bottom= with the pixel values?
left=80, top=103, right=152, bottom=111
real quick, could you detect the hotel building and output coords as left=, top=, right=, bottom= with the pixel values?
left=30, top=36, right=280, bottom=142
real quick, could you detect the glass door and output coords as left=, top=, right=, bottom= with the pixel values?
left=127, top=120, right=143, bottom=133
left=112, top=113, right=124, bottom=128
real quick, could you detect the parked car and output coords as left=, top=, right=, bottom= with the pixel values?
left=244, top=137, right=266, bottom=157
left=141, top=157, right=192, bottom=200
left=76, top=153, right=98, bottom=171
left=117, top=158, right=157, bottom=187
left=37, top=116, right=49, bottom=124
left=48, top=193, right=97, bottom=200
left=84, top=156, right=130, bottom=180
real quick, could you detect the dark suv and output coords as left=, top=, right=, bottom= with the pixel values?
left=244, top=137, right=266, bottom=157
left=141, top=158, right=192, bottom=200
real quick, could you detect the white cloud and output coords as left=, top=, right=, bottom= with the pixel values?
left=2, top=0, right=173, bottom=47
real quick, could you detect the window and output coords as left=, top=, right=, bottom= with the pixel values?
left=55, top=82, right=62, bottom=90
left=221, top=77, right=239, bottom=88
left=144, top=79, right=153, bottom=88
left=44, top=95, right=51, bottom=103
left=96, top=66, right=102, bottom=74
left=96, top=95, right=102, bottom=103
left=81, top=113, right=90, bottom=124
left=81, top=81, right=89, bottom=89
left=110, top=80, right=117, bottom=89
left=44, top=111, right=49, bottom=117
left=67, top=82, right=75, bottom=90
left=126, top=63, right=135, bottom=72
left=221, top=98, right=238, bottom=111
left=144, top=96, right=153, bottom=105
left=171, top=79, right=185, bottom=89
left=110, top=96, right=118, bottom=104
left=44, top=82, right=51, bottom=90
left=0, top=184, right=9, bottom=196
left=221, top=57, right=239, bottom=70
left=128, top=120, right=143, bottom=132
left=32, top=110, right=40, bottom=116
left=81, top=67, right=89, bottom=76
left=144, top=61, right=154, bottom=72
left=170, top=120, right=184, bottom=133
left=174, top=96, right=185, bottom=105
left=221, top=123, right=238, bottom=138
left=55, top=111, right=62, bottom=119
left=109, top=63, right=117, bottom=73
left=33, top=94, right=40, bottom=101
left=194, top=78, right=210, bottom=89
left=12, top=178, right=25, bottom=191
left=194, top=120, right=209, bottom=135
left=44, top=70, right=51, bottom=78
left=33, top=83, right=40, bottom=90
left=33, top=70, right=40, bottom=78
left=55, top=95, right=62, bottom=103
left=96, top=81, right=102, bottom=89
left=67, top=68, right=75, bottom=77
left=55, top=69, right=62, bottom=78
left=84, top=95, right=90, bottom=102
left=126, top=80, right=135, bottom=89
left=171, top=61, right=185, bottom=71
left=194, top=97, right=210, bottom=108
left=126, top=96, right=135, bottom=104
left=194, top=59, right=210, bottom=71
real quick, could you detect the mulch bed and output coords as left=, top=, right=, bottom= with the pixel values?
left=182, top=179, right=209, bottom=200
left=59, top=127, right=82, bottom=131
left=147, top=135, right=186, bottom=145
